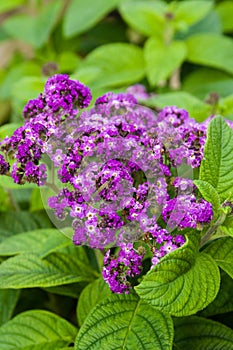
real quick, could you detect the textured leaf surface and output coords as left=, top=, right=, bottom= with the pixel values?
left=219, top=216, right=233, bottom=237
left=0, top=310, right=77, bottom=350
left=144, top=38, right=186, bottom=86
left=173, top=316, right=233, bottom=350
left=0, top=228, right=70, bottom=257
left=200, top=271, right=233, bottom=317
left=64, top=0, right=118, bottom=37
left=74, top=43, right=145, bottom=88
left=0, top=290, right=20, bottom=326
left=0, top=211, right=52, bottom=242
left=0, top=252, right=97, bottom=288
left=204, top=236, right=233, bottom=278
left=77, top=278, right=111, bottom=326
left=186, top=34, right=233, bottom=75
left=200, top=116, right=233, bottom=200
left=135, top=234, right=220, bottom=316
left=75, top=294, right=173, bottom=350
left=194, top=180, right=220, bottom=215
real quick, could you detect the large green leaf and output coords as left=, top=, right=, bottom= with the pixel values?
left=0, top=290, right=20, bottom=326
left=200, top=116, right=233, bottom=200
left=144, top=38, right=186, bottom=86
left=183, top=68, right=233, bottom=99
left=0, top=228, right=71, bottom=257
left=77, top=278, right=111, bottom=326
left=64, top=0, right=118, bottom=37
left=144, top=91, right=211, bottom=121
left=186, top=34, right=233, bottom=75
left=193, top=180, right=220, bottom=215
left=173, top=316, right=233, bottom=350
left=75, top=294, right=174, bottom=350
left=0, top=211, right=52, bottom=242
left=171, top=0, right=213, bottom=31
left=119, top=0, right=166, bottom=38
left=135, top=233, right=220, bottom=316
left=204, top=236, right=233, bottom=278
left=0, top=252, right=97, bottom=288
left=216, top=1, right=233, bottom=33
left=74, top=43, right=145, bottom=88
left=200, top=271, right=233, bottom=317
left=0, top=310, right=77, bottom=350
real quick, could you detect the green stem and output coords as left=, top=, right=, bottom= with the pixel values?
left=200, top=213, right=226, bottom=248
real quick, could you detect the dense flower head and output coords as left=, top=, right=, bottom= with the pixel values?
left=162, top=194, right=213, bottom=229
left=102, top=243, right=145, bottom=293
left=0, top=74, right=218, bottom=294
left=0, top=74, right=92, bottom=185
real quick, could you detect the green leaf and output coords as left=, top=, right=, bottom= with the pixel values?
left=77, top=278, right=111, bottom=326
left=193, top=180, right=221, bottom=215
left=12, top=76, right=46, bottom=103
left=200, top=271, right=233, bottom=317
left=219, top=216, right=233, bottom=237
left=74, top=43, right=145, bottom=88
left=135, top=233, right=220, bottom=316
left=200, top=116, right=233, bottom=200
left=144, top=38, right=186, bottom=86
left=0, top=228, right=71, bottom=257
left=0, top=310, right=77, bottom=350
left=183, top=68, right=233, bottom=99
left=0, top=123, right=22, bottom=140
left=0, top=211, right=52, bottom=242
left=44, top=282, right=87, bottom=299
left=34, top=0, right=63, bottom=48
left=2, top=1, right=62, bottom=48
left=171, top=0, right=213, bottom=31
left=0, top=252, right=97, bottom=288
left=216, top=1, right=233, bottom=33
left=186, top=34, right=233, bottom=75
left=0, top=0, right=26, bottom=13
left=0, top=175, right=38, bottom=189
left=64, top=0, right=118, bottom=37
left=119, top=0, right=166, bottom=38
left=0, top=62, right=41, bottom=99
left=204, top=236, right=233, bottom=279
left=173, top=316, right=233, bottom=350
left=0, top=290, right=20, bottom=326
left=144, top=91, right=211, bottom=122
left=30, top=188, right=45, bottom=212
left=177, top=10, right=222, bottom=39
left=75, top=293, right=174, bottom=350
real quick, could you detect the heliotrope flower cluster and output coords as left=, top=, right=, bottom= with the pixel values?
left=0, top=74, right=91, bottom=185
left=0, top=75, right=216, bottom=294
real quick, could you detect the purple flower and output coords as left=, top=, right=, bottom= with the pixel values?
left=0, top=155, right=9, bottom=175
